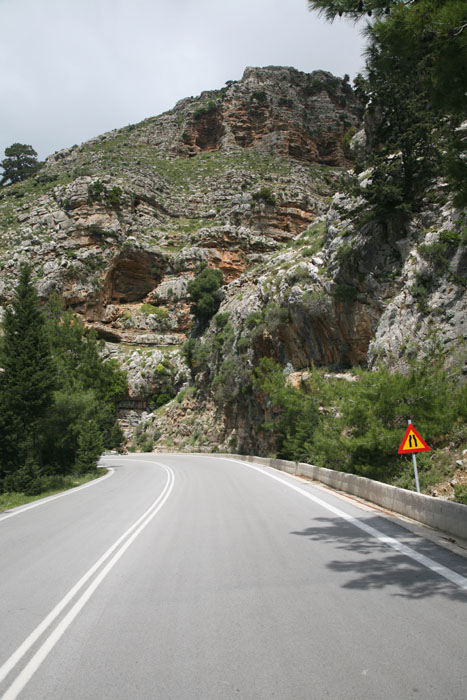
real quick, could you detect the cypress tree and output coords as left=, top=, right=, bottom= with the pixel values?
left=0, top=264, right=55, bottom=473
left=75, top=419, right=104, bottom=474
left=0, top=388, right=24, bottom=482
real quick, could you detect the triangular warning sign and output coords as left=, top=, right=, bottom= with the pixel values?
left=398, top=425, right=430, bottom=454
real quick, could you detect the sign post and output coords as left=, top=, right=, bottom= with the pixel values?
left=412, top=448, right=421, bottom=495
left=398, top=420, right=430, bottom=494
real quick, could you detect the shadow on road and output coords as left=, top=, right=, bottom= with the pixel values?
left=291, top=515, right=467, bottom=601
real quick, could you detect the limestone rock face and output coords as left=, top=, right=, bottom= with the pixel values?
left=0, top=65, right=465, bottom=450
left=1, top=68, right=349, bottom=357
left=178, top=67, right=361, bottom=166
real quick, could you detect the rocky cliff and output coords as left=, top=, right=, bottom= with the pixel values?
left=0, top=66, right=465, bottom=451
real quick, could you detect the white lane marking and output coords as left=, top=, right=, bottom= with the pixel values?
left=0, top=468, right=114, bottom=523
left=0, top=460, right=174, bottom=700
left=227, top=458, right=467, bottom=592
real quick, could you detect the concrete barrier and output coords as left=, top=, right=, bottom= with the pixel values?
left=220, top=453, right=467, bottom=541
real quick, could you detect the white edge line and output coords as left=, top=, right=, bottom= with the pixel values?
left=0, top=459, right=174, bottom=696
left=0, top=467, right=115, bottom=523
left=226, top=458, right=467, bottom=592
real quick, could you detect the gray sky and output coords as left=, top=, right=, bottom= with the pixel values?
left=1, top=0, right=366, bottom=162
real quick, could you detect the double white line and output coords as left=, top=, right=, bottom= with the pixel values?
left=0, top=460, right=175, bottom=700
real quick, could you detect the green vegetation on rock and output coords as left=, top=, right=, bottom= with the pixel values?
left=253, top=352, right=467, bottom=490
left=140, top=304, right=169, bottom=320
left=252, top=187, right=276, bottom=206
left=187, top=267, right=224, bottom=328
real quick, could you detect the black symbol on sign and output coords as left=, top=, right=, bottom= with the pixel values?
left=409, top=434, right=418, bottom=448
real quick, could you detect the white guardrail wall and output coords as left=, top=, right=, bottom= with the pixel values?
left=220, top=454, right=467, bottom=541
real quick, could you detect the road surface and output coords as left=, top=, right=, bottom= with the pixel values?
left=0, top=453, right=466, bottom=699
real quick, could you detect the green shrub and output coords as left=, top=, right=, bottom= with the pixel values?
left=243, top=304, right=288, bottom=341
left=302, top=247, right=317, bottom=257
left=2, top=459, right=43, bottom=495
left=237, top=337, right=251, bottom=354
left=246, top=311, right=263, bottom=329
left=153, top=392, right=172, bottom=409
left=314, top=358, right=466, bottom=482
left=453, top=484, right=467, bottom=505
left=175, top=385, right=194, bottom=403
left=88, top=181, right=123, bottom=209
left=253, top=358, right=319, bottom=462
left=73, top=166, right=92, bottom=178
left=183, top=337, right=211, bottom=377
left=410, top=273, right=430, bottom=312
left=193, top=101, right=217, bottom=120
left=263, top=304, right=289, bottom=333
left=140, top=304, right=169, bottom=321
left=213, top=358, right=253, bottom=407
left=75, top=419, right=103, bottom=474
left=187, top=267, right=224, bottom=325
left=214, top=312, right=230, bottom=329
left=106, top=185, right=123, bottom=209
left=88, top=180, right=105, bottom=203
left=251, top=90, right=268, bottom=104
left=87, top=224, right=107, bottom=240
left=137, top=436, right=154, bottom=453
left=439, top=229, right=461, bottom=245
left=35, top=172, right=59, bottom=185
left=252, top=187, right=276, bottom=206
left=418, top=241, right=450, bottom=274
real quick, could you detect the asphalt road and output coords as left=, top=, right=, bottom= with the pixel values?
left=0, top=454, right=466, bottom=700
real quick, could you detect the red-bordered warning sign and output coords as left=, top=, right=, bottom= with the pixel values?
left=398, top=425, right=430, bottom=454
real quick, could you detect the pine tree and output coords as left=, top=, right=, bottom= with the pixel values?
left=308, top=0, right=467, bottom=212
left=1, top=143, right=40, bottom=185
left=0, top=389, right=24, bottom=483
left=45, top=296, right=127, bottom=404
left=0, top=265, right=55, bottom=472
left=75, top=420, right=104, bottom=474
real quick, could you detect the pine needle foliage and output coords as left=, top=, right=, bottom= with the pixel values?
left=0, top=265, right=55, bottom=473
left=1, top=143, right=41, bottom=185
left=0, top=276, right=127, bottom=494
left=308, top=0, right=467, bottom=215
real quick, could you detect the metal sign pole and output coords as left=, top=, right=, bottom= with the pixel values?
left=412, top=453, right=421, bottom=494
left=408, top=420, right=421, bottom=493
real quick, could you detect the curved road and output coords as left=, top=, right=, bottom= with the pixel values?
left=0, top=454, right=466, bottom=699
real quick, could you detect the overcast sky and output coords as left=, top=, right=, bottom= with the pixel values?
left=1, top=0, right=366, bottom=162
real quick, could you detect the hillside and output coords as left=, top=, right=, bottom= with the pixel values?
left=0, top=67, right=361, bottom=393
left=0, top=66, right=466, bottom=498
